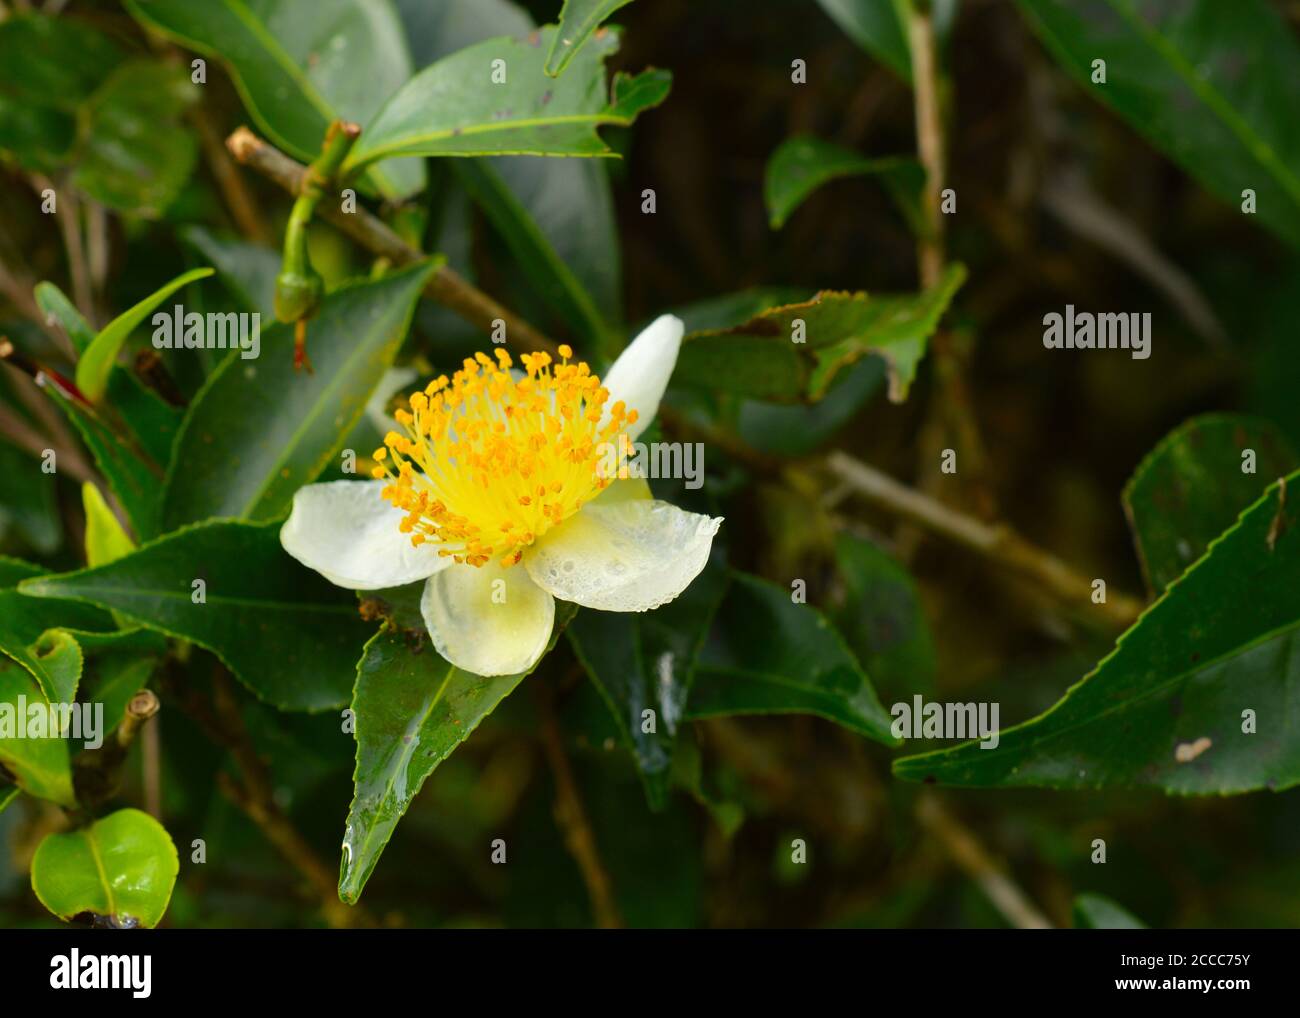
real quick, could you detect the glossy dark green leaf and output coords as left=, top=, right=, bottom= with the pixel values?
left=1073, top=892, right=1146, bottom=929
left=765, top=136, right=923, bottom=231
left=34, top=282, right=95, bottom=355
left=895, top=470, right=1300, bottom=793
left=161, top=260, right=437, bottom=528
left=107, top=370, right=183, bottom=470
left=76, top=266, right=214, bottom=404
left=344, top=27, right=669, bottom=169
left=831, top=532, right=936, bottom=699
left=405, top=1, right=622, bottom=355
left=1016, top=0, right=1300, bottom=248
left=454, top=157, right=617, bottom=353
left=179, top=225, right=279, bottom=318
left=546, top=0, right=634, bottom=76
left=0, top=662, right=75, bottom=807
left=675, top=264, right=965, bottom=403
left=340, top=598, right=576, bottom=903
left=72, top=60, right=199, bottom=217
left=737, top=358, right=885, bottom=457
left=125, top=0, right=423, bottom=199
left=687, top=572, right=898, bottom=745
left=0, top=442, right=60, bottom=554
left=19, top=520, right=371, bottom=711
left=1122, top=413, right=1296, bottom=594
left=31, top=808, right=178, bottom=928
left=568, top=556, right=728, bottom=809
left=46, top=384, right=163, bottom=540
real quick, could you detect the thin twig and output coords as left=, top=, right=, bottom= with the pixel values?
left=0, top=398, right=94, bottom=483
left=225, top=127, right=559, bottom=355
left=906, top=5, right=996, bottom=522
left=916, top=794, right=1053, bottom=929
left=74, top=690, right=160, bottom=810
left=825, top=450, right=1145, bottom=628
left=533, top=682, right=624, bottom=929
left=192, top=107, right=271, bottom=244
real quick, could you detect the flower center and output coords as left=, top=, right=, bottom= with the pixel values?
left=370, top=345, right=637, bottom=568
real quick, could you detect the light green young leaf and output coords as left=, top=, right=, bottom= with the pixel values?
left=31, top=808, right=179, bottom=928
left=0, top=664, right=75, bottom=807
left=75, top=266, right=213, bottom=403
left=81, top=482, right=135, bottom=568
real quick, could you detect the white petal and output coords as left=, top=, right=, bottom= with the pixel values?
left=421, top=561, right=555, bottom=676
left=280, top=480, right=449, bottom=590
left=601, top=314, right=683, bottom=440
left=524, top=499, right=721, bottom=613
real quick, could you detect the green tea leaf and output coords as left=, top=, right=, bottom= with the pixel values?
left=0, top=663, right=75, bottom=807
left=45, top=385, right=163, bottom=540
left=894, top=471, right=1300, bottom=793
left=125, top=0, right=424, bottom=199
left=568, top=557, right=727, bottom=809
left=0, top=786, right=17, bottom=815
left=1123, top=414, right=1296, bottom=594
left=1073, top=892, right=1147, bottom=929
left=831, top=532, right=936, bottom=700
left=31, top=808, right=179, bottom=927
left=339, top=599, right=576, bottom=903
left=675, top=263, right=965, bottom=403
left=76, top=266, right=214, bottom=404
left=344, top=27, right=669, bottom=168
left=687, top=572, right=898, bottom=745
left=765, top=135, right=923, bottom=231
left=19, top=520, right=372, bottom=711
left=82, top=482, right=135, bottom=568
left=453, top=157, right=616, bottom=353
left=179, top=225, right=279, bottom=317
left=546, top=0, right=635, bottom=77
left=161, top=260, right=437, bottom=528
left=72, top=60, right=199, bottom=217
left=1015, top=0, right=1300, bottom=248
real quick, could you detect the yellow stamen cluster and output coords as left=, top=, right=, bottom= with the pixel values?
left=371, top=345, right=638, bottom=568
